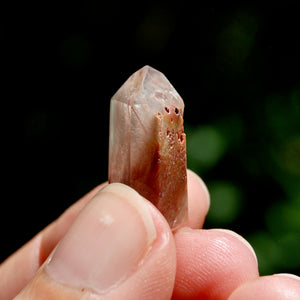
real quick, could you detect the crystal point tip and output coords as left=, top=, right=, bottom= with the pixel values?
left=109, top=66, right=188, bottom=229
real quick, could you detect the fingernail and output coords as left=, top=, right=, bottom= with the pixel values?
left=46, top=183, right=157, bottom=294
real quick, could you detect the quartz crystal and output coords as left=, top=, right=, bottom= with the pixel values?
left=108, top=66, right=188, bottom=229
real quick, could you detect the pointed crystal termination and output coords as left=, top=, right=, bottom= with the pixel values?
left=108, top=66, right=188, bottom=229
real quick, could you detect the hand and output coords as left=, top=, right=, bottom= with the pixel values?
left=1, top=170, right=299, bottom=299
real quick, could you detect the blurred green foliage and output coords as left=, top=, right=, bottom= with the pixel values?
left=185, top=9, right=300, bottom=276
left=216, top=10, right=258, bottom=74
left=186, top=87, right=300, bottom=276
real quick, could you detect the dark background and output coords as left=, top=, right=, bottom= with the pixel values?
left=2, top=5, right=300, bottom=276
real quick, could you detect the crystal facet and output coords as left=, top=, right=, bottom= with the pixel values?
left=108, top=66, right=188, bottom=229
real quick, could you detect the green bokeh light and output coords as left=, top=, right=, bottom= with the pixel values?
left=206, top=181, right=243, bottom=226
left=248, top=232, right=282, bottom=275
left=186, top=125, right=227, bottom=174
left=265, top=201, right=300, bottom=235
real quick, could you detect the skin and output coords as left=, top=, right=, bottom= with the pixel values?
left=0, top=170, right=299, bottom=299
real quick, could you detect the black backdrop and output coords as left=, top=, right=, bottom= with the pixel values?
left=2, top=5, right=300, bottom=275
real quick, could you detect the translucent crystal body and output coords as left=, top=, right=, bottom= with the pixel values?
left=109, top=66, right=188, bottom=229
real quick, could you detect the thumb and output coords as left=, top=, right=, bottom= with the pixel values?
left=16, top=183, right=176, bottom=300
